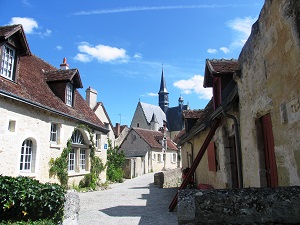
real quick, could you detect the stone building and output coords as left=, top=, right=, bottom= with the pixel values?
left=120, top=127, right=179, bottom=178
left=0, top=24, right=109, bottom=185
left=178, top=0, right=300, bottom=189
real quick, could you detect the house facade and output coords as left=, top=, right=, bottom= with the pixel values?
left=0, top=25, right=109, bottom=185
left=120, top=127, right=179, bottom=178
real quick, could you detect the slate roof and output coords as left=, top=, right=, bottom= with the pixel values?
left=0, top=25, right=108, bottom=132
left=166, top=104, right=188, bottom=131
left=133, top=128, right=178, bottom=151
left=204, top=58, right=239, bottom=88
left=140, top=102, right=166, bottom=128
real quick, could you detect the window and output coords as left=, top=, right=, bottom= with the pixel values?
left=20, top=139, right=33, bottom=172
left=158, top=154, right=162, bottom=163
left=95, top=134, right=101, bottom=149
left=152, top=153, right=156, bottom=160
left=66, top=83, right=73, bottom=106
left=79, top=149, right=86, bottom=170
left=68, top=149, right=75, bottom=171
left=171, top=153, right=177, bottom=163
left=1, top=45, right=15, bottom=80
left=50, top=123, right=60, bottom=143
left=68, top=130, right=89, bottom=173
left=8, top=120, right=16, bottom=132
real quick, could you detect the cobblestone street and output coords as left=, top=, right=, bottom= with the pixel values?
left=78, top=172, right=178, bottom=225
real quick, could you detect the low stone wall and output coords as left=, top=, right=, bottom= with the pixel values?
left=63, top=190, right=80, bottom=225
left=154, top=168, right=182, bottom=188
left=178, top=186, right=300, bottom=225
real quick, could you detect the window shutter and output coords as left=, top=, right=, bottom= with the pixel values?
left=207, top=141, right=217, bottom=172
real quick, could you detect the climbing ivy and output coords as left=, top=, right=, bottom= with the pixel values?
left=49, top=125, right=105, bottom=190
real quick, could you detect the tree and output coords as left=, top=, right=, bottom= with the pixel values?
left=106, top=139, right=125, bottom=182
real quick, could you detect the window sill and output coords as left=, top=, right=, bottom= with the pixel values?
left=19, top=172, right=36, bottom=178
left=68, top=171, right=90, bottom=177
left=50, top=143, right=61, bottom=149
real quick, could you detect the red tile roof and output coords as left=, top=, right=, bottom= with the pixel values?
left=44, top=69, right=83, bottom=88
left=0, top=25, right=107, bottom=132
left=133, top=128, right=178, bottom=151
left=183, top=109, right=204, bottom=119
left=204, top=59, right=239, bottom=88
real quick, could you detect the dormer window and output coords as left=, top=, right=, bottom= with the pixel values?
left=0, top=44, right=15, bottom=81
left=66, top=82, right=73, bottom=106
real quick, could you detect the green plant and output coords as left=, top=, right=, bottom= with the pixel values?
left=0, top=176, right=65, bottom=223
left=106, top=140, right=125, bottom=182
left=49, top=139, right=72, bottom=189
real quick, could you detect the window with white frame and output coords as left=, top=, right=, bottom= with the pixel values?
left=79, top=149, right=86, bottom=170
left=8, top=120, right=16, bottom=132
left=50, top=123, right=60, bottom=143
left=1, top=44, right=15, bottom=81
left=95, top=134, right=101, bottom=149
left=20, top=139, right=34, bottom=172
left=157, top=154, right=161, bottom=163
left=152, top=153, right=156, bottom=160
left=66, top=82, right=73, bottom=106
left=171, top=153, right=177, bottom=163
left=68, top=130, right=89, bottom=173
left=68, top=149, right=75, bottom=171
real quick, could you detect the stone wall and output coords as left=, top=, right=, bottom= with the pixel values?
left=63, top=190, right=80, bottom=225
left=154, top=168, right=181, bottom=188
left=178, top=186, right=300, bottom=225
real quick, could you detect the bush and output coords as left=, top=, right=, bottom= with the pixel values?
left=106, top=140, right=125, bottom=183
left=0, top=176, right=65, bottom=223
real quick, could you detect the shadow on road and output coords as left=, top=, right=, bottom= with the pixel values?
left=100, top=182, right=178, bottom=225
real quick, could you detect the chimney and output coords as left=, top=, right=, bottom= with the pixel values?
left=85, top=86, right=98, bottom=109
left=115, top=123, right=120, bottom=137
left=60, top=58, right=69, bottom=70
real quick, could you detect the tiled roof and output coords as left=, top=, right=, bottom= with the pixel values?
left=204, top=58, right=239, bottom=88
left=183, top=109, right=204, bottom=119
left=133, top=128, right=178, bottom=151
left=0, top=24, right=30, bottom=56
left=0, top=26, right=107, bottom=132
left=44, top=69, right=83, bottom=88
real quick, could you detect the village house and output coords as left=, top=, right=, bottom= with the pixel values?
left=120, top=127, right=179, bottom=178
left=0, top=24, right=109, bottom=185
left=178, top=0, right=300, bottom=190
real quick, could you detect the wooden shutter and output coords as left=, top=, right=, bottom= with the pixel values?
left=207, top=141, right=217, bottom=172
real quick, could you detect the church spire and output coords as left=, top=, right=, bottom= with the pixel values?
left=158, top=66, right=169, bottom=113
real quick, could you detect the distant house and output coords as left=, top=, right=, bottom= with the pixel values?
left=0, top=24, right=109, bottom=185
left=120, top=127, right=178, bottom=178
left=114, top=123, right=129, bottom=147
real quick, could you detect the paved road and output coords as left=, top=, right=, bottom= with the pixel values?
left=78, top=172, right=178, bottom=225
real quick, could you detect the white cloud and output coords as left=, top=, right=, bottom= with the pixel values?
left=74, top=4, right=238, bottom=16
left=173, top=75, right=212, bottom=100
left=74, top=53, right=92, bottom=63
left=22, top=0, right=32, bottom=7
left=207, top=48, right=218, bottom=54
left=9, top=17, right=38, bottom=34
left=147, top=92, right=158, bottom=97
left=220, top=47, right=230, bottom=54
left=56, top=45, right=62, bottom=50
left=75, top=42, right=128, bottom=63
left=134, top=53, right=142, bottom=59
left=227, top=16, right=257, bottom=47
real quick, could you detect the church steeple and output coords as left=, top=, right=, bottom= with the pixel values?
left=158, top=67, right=169, bottom=113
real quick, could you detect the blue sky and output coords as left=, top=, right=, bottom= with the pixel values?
left=1, top=0, right=264, bottom=126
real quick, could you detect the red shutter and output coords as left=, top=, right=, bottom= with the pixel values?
left=262, top=114, right=278, bottom=187
left=207, top=141, right=217, bottom=172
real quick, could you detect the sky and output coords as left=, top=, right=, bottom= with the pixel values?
left=1, top=0, right=264, bottom=126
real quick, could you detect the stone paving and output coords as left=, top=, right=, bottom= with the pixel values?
left=78, top=172, right=178, bottom=225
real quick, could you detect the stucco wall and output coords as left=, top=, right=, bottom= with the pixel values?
left=237, top=0, right=300, bottom=186
left=0, top=97, right=107, bottom=185
left=130, top=104, right=150, bottom=129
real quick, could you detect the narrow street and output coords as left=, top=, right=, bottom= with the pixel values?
left=78, top=172, right=178, bottom=225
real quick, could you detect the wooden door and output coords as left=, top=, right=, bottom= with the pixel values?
left=261, top=114, right=278, bottom=187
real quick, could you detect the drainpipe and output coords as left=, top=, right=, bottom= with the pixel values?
left=221, top=108, right=243, bottom=188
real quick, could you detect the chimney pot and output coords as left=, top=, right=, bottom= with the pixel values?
left=60, top=58, right=69, bottom=70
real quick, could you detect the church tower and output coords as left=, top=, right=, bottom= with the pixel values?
left=158, top=68, right=169, bottom=113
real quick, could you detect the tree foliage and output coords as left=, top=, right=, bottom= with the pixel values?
left=106, top=140, right=125, bottom=183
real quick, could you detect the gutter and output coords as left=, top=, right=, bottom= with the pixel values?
left=0, top=89, right=109, bottom=133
